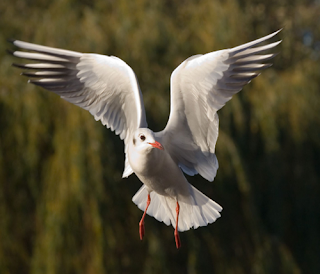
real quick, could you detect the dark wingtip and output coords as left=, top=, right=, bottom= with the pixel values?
left=12, top=63, right=25, bottom=68
left=7, top=38, right=16, bottom=44
left=6, top=49, right=15, bottom=56
left=28, top=79, right=39, bottom=86
left=20, top=72, right=31, bottom=77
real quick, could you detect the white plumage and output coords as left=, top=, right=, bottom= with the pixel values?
left=10, top=29, right=281, bottom=248
left=133, top=184, right=222, bottom=232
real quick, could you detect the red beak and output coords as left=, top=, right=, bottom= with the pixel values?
left=148, top=141, right=164, bottom=150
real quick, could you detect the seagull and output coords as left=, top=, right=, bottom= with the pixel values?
left=9, top=29, right=281, bottom=249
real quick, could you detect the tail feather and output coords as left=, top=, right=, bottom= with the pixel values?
left=132, top=184, right=222, bottom=232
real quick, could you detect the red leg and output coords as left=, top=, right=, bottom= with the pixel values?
left=139, top=193, right=151, bottom=240
left=174, top=201, right=181, bottom=249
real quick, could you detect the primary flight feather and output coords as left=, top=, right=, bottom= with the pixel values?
left=9, top=29, right=281, bottom=248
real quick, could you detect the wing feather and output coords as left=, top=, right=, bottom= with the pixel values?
left=157, top=30, right=281, bottom=182
left=10, top=40, right=148, bottom=177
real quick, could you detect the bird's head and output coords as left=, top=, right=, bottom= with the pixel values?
left=132, top=128, right=164, bottom=153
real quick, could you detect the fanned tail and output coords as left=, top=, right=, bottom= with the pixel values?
left=132, top=184, right=222, bottom=232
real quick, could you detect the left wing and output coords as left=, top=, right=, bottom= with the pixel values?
left=9, top=40, right=148, bottom=178
left=157, top=30, right=281, bottom=182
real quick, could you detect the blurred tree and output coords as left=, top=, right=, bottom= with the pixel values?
left=0, top=0, right=319, bottom=273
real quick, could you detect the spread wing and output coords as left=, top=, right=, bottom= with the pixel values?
left=157, top=30, right=281, bottom=182
left=10, top=40, right=147, bottom=178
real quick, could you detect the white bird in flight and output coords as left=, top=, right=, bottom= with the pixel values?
left=10, top=29, right=281, bottom=248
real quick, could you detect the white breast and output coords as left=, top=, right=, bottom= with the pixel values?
left=129, top=145, right=191, bottom=200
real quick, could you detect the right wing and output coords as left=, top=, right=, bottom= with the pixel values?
left=158, top=30, right=281, bottom=182
left=10, top=40, right=148, bottom=178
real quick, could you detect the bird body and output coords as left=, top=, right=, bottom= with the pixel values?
left=129, top=129, right=188, bottom=198
left=9, top=29, right=281, bottom=248
left=132, top=145, right=187, bottom=198
left=128, top=128, right=222, bottom=237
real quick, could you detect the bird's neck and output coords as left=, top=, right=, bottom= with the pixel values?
left=129, top=147, right=165, bottom=177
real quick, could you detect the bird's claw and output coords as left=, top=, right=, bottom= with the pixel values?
left=139, top=221, right=145, bottom=240
left=174, top=230, right=181, bottom=249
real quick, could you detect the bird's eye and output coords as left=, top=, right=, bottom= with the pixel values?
left=140, top=135, right=146, bottom=141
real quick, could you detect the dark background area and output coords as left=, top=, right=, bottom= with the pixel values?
left=0, top=0, right=319, bottom=273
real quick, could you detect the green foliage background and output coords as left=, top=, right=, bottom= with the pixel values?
left=1, top=0, right=320, bottom=273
